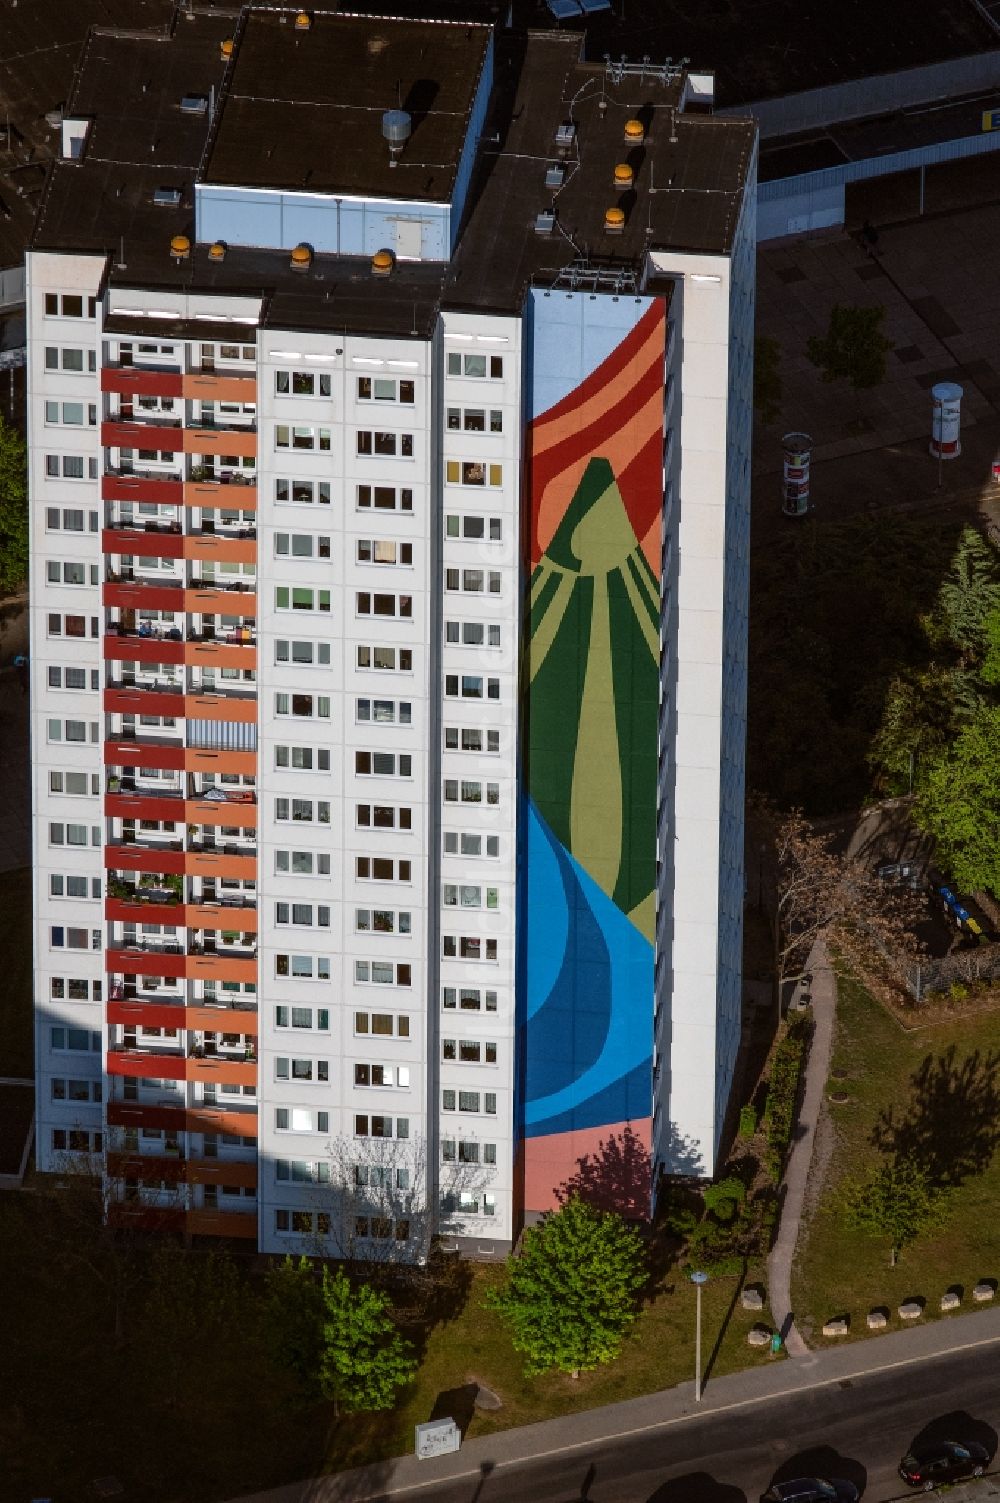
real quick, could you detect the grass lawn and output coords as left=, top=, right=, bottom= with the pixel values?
left=0, top=866, right=32, bottom=1079
left=792, top=971, right=1000, bottom=1344
left=324, top=1259, right=779, bottom=1475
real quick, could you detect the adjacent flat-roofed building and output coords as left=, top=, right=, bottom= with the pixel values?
left=28, top=3, right=756, bottom=1256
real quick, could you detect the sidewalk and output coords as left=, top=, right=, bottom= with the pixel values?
left=223, top=1302, right=1000, bottom=1503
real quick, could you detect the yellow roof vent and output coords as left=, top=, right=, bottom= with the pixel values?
left=290, top=242, right=313, bottom=271
left=207, top=240, right=227, bottom=263
left=613, top=163, right=634, bottom=190
left=294, top=11, right=312, bottom=30
left=624, top=118, right=645, bottom=142
left=169, top=233, right=191, bottom=260
left=604, top=206, right=626, bottom=235
left=220, top=38, right=234, bottom=61
left=371, top=248, right=394, bottom=277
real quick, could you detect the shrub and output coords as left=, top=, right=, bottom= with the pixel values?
left=763, top=1018, right=809, bottom=1179
left=739, top=1104, right=758, bottom=1138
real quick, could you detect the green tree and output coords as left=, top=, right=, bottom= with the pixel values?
left=319, top=1267, right=416, bottom=1416
left=841, top=1156, right=948, bottom=1266
left=916, top=704, right=1000, bottom=895
left=929, top=526, right=1000, bottom=661
left=485, top=1194, right=646, bottom=1378
left=980, top=606, right=1000, bottom=687
left=753, top=335, right=783, bottom=424
left=0, top=412, right=27, bottom=595
left=868, top=666, right=973, bottom=795
left=807, top=303, right=893, bottom=393
left=263, top=1255, right=324, bottom=1400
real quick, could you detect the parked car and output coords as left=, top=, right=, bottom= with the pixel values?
left=760, top=1480, right=859, bottom=1503
left=898, top=1440, right=989, bottom=1490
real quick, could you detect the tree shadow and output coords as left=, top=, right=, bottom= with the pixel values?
left=908, top=1410, right=998, bottom=1461
left=871, top=1045, right=1000, bottom=1187
left=770, top=1446, right=867, bottom=1495
left=391, top=1247, right=474, bottom=1364
left=646, top=1475, right=747, bottom=1503
left=429, top=1381, right=478, bottom=1437
left=555, top=1125, right=653, bottom=1218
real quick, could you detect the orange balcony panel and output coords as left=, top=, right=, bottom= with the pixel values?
left=104, top=581, right=185, bottom=612
left=185, top=952, right=257, bottom=984
left=186, top=1002, right=259, bottom=1033
left=103, top=527, right=185, bottom=559
left=104, top=739, right=185, bottom=772
left=183, top=534, right=257, bottom=566
left=186, top=1158, right=257, bottom=1188
left=184, top=640, right=256, bottom=671
left=105, top=896, right=182, bottom=927
left=106, top=998, right=186, bottom=1029
left=185, top=587, right=257, bottom=616
left=181, top=373, right=257, bottom=402
left=103, top=474, right=183, bottom=506
left=104, top=635, right=186, bottom=667
left=183, top=694, right=257, bottom=724
left=108, top=1047, right=187, bottom=1081
left=102, top=420, right=183, bottom=452
left=182, top=746, right=257, bottom=776
left=105, top=793, right=184, bottom=823
left=185, top=850, right=257, bottom=881
left=108, top=1203, right=186, bottom=1233
left=185, top=798, right=257, bottom=829
left=187, top=1056, right=257, bottom=1086
left=107, top=1100, right=258, bottom=1137
left=101, top=368, right=184, bottom=399
left=107, top=943, right=187, bottom=976
left=187, top=1209, right=257, bottom=1239
left=105, top=688, right=184, bottom=718
left=186, top=901, right=258, bottom=932
left=182, top=427, right=257, bottom=457
left=183, top=481, right=257, bottom=511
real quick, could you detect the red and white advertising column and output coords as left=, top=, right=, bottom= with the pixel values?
left=781, top=432, right=813, bottom=517
left=930, top=382, right=963, bottom=460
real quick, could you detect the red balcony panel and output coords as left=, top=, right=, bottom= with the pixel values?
left=107, top=1151, right=188, bottom=1184
left=105, top=793, right=184, bottom=823
left=104, top=688, right=184, bottom=718
left=102, top=474, right=183, bottom=507
left=101, top=368, right=184, bottom=399
left=107, top=1203, right=186, bottom=1233
left=103, top=527, right=185, bottom=559
left=184, top=535, right=257, bottom=566
left=104, top=636, right=186, bottom=667
left=102, top=420, right=183, bottom=452
left=184, top=641, right=257, bottom=671
left=186, top=798, right=258, bottom=830
left=187, top=1209, right=257, bottom=1239
left=108, top=1047, right=187, bottom=1081
left=182, top=427, right=257, bottom=458
left=184, top=481, right=257, bottom=511
left=183, top=694, right=257, bottom=725
left=103, top=581, right=185, bottom=612
left=104, top=739, right=185, bottom=771
left=183, top=747, right=257, bottom=776
left=107, top=943, right=187, bottom=976
left=106, top=998, right=186, bottom=1030
left=181, top=373, right=256, bottom=402
left=107, top=1100, right=258, bottom=1137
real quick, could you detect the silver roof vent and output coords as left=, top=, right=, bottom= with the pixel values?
left=382, top=109, right=412, bottom=165
left=535, top=210, right=555, bottom=236
left=180, top=94, right=208, bottom=115
left=545, top=163, right=566, bottom=188
left=152, top=186, right=182, bottom=207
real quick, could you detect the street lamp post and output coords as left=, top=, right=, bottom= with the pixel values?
left=690, top=1269, right=709, bottom=1402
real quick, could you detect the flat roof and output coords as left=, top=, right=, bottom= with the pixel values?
left=202, top=10, right=491, bottom=202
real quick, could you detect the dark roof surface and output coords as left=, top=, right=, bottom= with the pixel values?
left=203, top=10, right=492, bottom=201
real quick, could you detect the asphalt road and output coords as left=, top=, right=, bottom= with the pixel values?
left=412, top=1348, right=1000, bottom=1503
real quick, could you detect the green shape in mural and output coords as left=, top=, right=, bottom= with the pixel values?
left=527, top=458, right=660, bottom=935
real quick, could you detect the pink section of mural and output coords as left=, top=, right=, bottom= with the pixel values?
left=522, top=1118, right=653, bottom=1216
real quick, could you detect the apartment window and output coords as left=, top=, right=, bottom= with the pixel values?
left=355, top=908, right=411, bottom=936
left=354, top=960, right=411, bottom=987
left=275, top=693, right=331, bottom=719
left=50, top=975, right=101, bottom=1000
left=275, top=953, right=331, bottom=981
left=445, top=460, right=504, bottom=488
left=354, top=1114, right=409, bottom=1139
left=275, top=1057, right=330, bottom=1083
left=275, top=1106, right=330, bottom=1133
left=44, top=403, right=96, bottom=428
left=444, top=675, right=500, bottom=702
left=356, top=804, right=411, bottom=831
left=442, top=780, right=499, bottom=806
left=49, top=1026, right=101, bottom=1052
left=443, top=935, right=498, bottom=961
left=275, top=532, right=330, bottom=560
left=274, top=638, right=331, bottom=667
left=446, top=406, right=503, bottom=432
left=48, top=822, right=93, bottom=848
left=441, top=1139, right=497, bottom=1165
left=357, top=539, right=412, bottom=566
left=44, top=294, right=92, bottom=318
left=357, top=376, right=414, bottom=403
left=47, top=613, right=91, bottom=638
left=442, top=986, right=499, bottom=1012
left=356, top=592, right=411, bottom=619
left=275, top=369, right=332, bottom=398
left=441, top=1090, right=497, bottom=1115
left=443, top=831, right=501, bottom=859
left=47, top=666, right=97, bottom=691
left=50, top=874, right=101, bottom=901
left=45, top=506, right=97, bottom=531
left=357, top=484, right=413, bottom=512
left=275, top=478, right=332, bottom=506
left=445, top=621, right=501, bottom=648
left=51, top=1076, right=102, bottom=1103
left=356, top=645, right=412, bottom=672
left=355, top=856, right=411, bottom=882
left=354, top=1010, right=410, bottom=1038
left=354, top=1063, right=410, bottom=1088
left=274, top=798, right=331, bottom=825
left=274, top=1006, right=330, bottom=1031
left=46, top=561, right=92, bottom=587
left=356, top=430, right=413, bottom=458
left=44, top=346, right=96, bottom=373
left=49, top=771, right=98, bottom=796
left=357, top=698, right=411, bottom=726
left=47, top=719, right=99, bottom=744
left=444, top=569, right=502, bottom=595
left=446, top=352, right=504, bottom=378
left=445, top=514, right=503, bottom=542
left=443, top=884, right=500, bottom=910
left=274, top=1209, right=332, bottom=1236
left=275, top=586, right=330, bottom=612
left=444, top=728, right=500, bottom=755
left=52, top=1128, right=103, bottom=1154
left=355, top=750, right=411, bottom=778
left=274, top=745, right=330, bottom=772
left=274, top=849, right=331, bottom=876
left=275, top=425, right=331, bottom=451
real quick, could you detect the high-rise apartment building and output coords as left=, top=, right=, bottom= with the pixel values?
left=29, top=5, right=756, bottom=1257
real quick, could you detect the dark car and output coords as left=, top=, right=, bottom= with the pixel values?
left=761, top=1480, right=859, bottom=1503
left=899, top=1440, right=989, bottom=1490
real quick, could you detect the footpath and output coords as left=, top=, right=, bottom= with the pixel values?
left=223, top=1302, right=1000, bottom=1503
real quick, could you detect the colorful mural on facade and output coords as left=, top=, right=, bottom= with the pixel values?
left=522, top=295, right=667, bottom=1214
